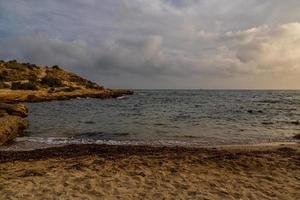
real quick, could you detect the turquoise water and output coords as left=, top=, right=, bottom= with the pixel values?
left=12, top=90, right=300, bottom=147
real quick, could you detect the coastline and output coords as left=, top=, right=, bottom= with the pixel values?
left=0, top=141, right=299, bottom=162
left=0, top=89, right=133, bottom=145
left=0, top=60, right=134, bottom=145
left=1, top=143, right=299, bottom=199
left=0, top=88, right=133, bottom=103
left=1, top=141, right=299, bottom=162
left=1, top=80, right=300, bottom=199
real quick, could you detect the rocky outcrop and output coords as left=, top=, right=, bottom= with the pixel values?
left=0, top=103, right=28, bottom=117
left=0, top=60, right=133, bottom=103
left=0, top=88, right=133, bottom=103
left=293, top=134, right=300, bottom=140
left=0, top=103, right=28, bottom=145
left=0, top=60, right=133, bottom=145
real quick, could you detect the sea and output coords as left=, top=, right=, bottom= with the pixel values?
left=2, top=90, right=300, bottom=150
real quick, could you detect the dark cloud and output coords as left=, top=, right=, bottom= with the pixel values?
left=1, top=0, right=300, bottom=88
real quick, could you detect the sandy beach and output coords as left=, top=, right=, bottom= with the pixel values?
left=0, top=143, right=299, bottom=200
left=2, top=0, right=300, bottom=199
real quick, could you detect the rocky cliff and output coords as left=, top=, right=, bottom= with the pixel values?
left=0, top=59, right=133, bottom=145
left=0, top=103, right=28, bottom=145
left=0, top=60, right=133, bottom=102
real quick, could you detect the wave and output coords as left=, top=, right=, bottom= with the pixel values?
left=15, top=137, right=206, bottom=147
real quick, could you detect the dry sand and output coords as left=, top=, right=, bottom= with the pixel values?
left=0, top=143, right=299, bottom=200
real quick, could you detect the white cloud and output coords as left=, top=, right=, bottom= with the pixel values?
left=1, top=0, right=300, bottom=88
left=222, top=23, right=300, bottom=74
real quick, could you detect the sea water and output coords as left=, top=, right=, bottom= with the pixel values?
left=3, top=90, right=300, bottom=150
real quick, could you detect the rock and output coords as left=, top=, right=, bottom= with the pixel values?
left=0, top=110, right=8, bottom=117
left=0, top=103, right=29, bottom=145
left=27, top=94, right=41, bottom=102
left=291, top=120, right=300, bottom=125
left=293, top=134, right=300, bottom=140
left=262, top=122, right=274, bottom=125
left=247, top=110, right=263, bottom=114
left=0, top=115, right=28, bottom=145
left=0, top=103, right=28, bottom=118
left=0, top=60, right=133, bottom=102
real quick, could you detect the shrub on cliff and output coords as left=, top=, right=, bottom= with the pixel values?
left=25, top=63, right=39, bottom=70
left=0, top=71, right=8, bottom=81
left=8, top=60, right=17, bottom=64
left=11, top=81, right=38, bottom=90
left=28, top=76, right=37, bottom=82
left=40, top=75, right=64, bottom=87
left=84, top=81, right=104, bottom=90
left=7, top=62, right=25, bottom=71
left=0, top=74, right=6, bottom=82
left=52, top=65, right=61, bottom=70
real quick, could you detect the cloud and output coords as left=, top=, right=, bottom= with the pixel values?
left=222, top=23, right=300, bottom=74
left=1, top=0, right=300, bottom=88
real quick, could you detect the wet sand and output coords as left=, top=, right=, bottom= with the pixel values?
left=0, top=143, right=299, bottom=199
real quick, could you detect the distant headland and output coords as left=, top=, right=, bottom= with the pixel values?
left=0, top=59, right=133, bottom=103
left=0, top=59, right=133, bottom=145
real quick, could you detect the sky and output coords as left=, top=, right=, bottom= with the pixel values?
left=1, top=0, right=300, bottom=89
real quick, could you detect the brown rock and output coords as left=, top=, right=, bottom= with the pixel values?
left=293, top=134, right=300, bottom=140
left=0, top=103, right=28, bottom=118
left=0, top=110, right=8, bottom=117
left=0, top=115, right=29, bottom=145
left=0, top=103, right=29, bottom=145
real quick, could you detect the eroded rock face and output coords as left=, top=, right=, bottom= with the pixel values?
left=0, top=116, right=28, bottom=145
left=0, top=60, right=133, bottom=103
left=0, top=103, right=29, bottom=145
left=0, top=103, right=28, bottom=118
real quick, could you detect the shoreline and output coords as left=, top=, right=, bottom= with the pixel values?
left=1, top=136, right=297, bottom=150
left=0, top=142, right=299, bottom=163
left=0, top=89, right=133, bottom=145
left=0, top=88, right=133, bottom=103
left=1, top=143, right=299, bottom=199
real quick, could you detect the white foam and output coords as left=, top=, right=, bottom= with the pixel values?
left=15, top=136, right=205, bottom=147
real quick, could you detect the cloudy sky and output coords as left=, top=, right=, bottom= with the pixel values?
left=1, top=0, right=300, bottom=89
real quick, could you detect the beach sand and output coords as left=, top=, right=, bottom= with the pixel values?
left=0, top=143, right=299, bottom=200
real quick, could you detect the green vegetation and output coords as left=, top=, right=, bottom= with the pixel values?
left=0, top=61, right=40, bottom=82
left=11, top=81, right=38, bottom=90
left=52, top=65, right=61, bottom=70
left=7, top=61, right=26, bottom=71
left=23, top=63, right=39, bottom=70
left=0, top=72, right=7, bottom=81
left=84, top=80, right=103, bottom=89
left=0, top=60, right=104, bottom=91
left=28, top=75, right=38, bottom=83
left=40, top=75, right=64, bottom=87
